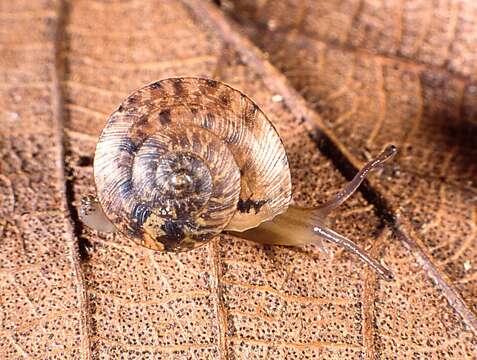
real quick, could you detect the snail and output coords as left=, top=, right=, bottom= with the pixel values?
left=80, top=77, right=397, bottom=281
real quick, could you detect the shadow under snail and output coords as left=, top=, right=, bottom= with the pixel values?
left=80, top=77, right=397, bottom=281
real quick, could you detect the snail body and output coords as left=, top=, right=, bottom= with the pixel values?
left=80, top=77, right=396, bottom=280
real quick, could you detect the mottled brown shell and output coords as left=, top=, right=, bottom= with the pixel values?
left=94, top=77, right=291, bottom=251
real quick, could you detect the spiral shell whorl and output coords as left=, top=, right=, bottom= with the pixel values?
left=94, top=78, right=291, bottom=251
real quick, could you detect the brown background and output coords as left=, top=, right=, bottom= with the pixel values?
left=1, top=0, right=476, bottom=359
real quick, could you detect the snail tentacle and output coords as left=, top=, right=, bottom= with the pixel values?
left=311, top=223, right=394, bottom=281
left=314, top=145, right=397, bottom=217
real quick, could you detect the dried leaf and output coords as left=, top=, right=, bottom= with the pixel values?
left=0, top=1, right=89, bottom=358
left=1, top=0, right=476, bottom=359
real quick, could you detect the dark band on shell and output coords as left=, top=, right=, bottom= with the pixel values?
left=94, top=77, right=291, bottom=251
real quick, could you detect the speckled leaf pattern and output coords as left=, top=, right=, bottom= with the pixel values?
left=0, top=1, right=475, bottom=359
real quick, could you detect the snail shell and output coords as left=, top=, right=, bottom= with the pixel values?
left=94, top=77, right=291, bottom=251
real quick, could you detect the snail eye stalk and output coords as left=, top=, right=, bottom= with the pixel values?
left=231, top=145, right=397, bottom=281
